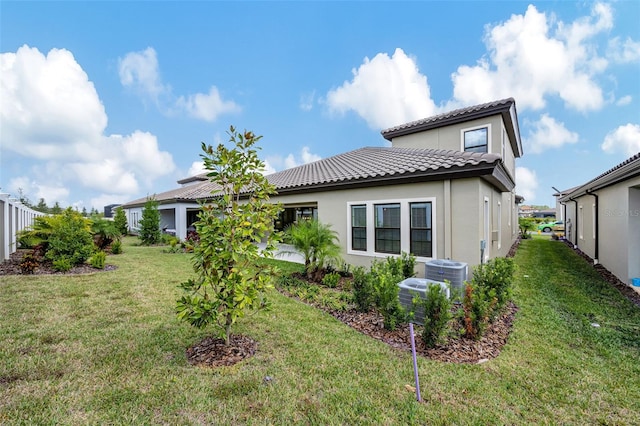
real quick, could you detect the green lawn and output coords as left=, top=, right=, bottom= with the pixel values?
left=1, top=237, right=639, bottom=424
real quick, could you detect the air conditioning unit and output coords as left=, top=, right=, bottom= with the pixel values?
left=397, top=278, right=449, bottom=325
left=425, top=259, right=469, bottom=295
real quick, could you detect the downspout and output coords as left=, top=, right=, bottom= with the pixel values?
left=570, top=198, right=578, bottom=249
left=586, top=189, right=599, bottom=264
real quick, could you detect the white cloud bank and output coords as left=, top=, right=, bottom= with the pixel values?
left=515, top=167, right=539, bottom=202
left=265, top=146, right=321, bottom=172
left=451, top=3, right=614, bottom=112
left=526, top=114, right=579, bottom=154
left=119, top=47, right=239, bottom=122
left=0, top=45, right=176, bottom=207
left=325, top=48, right=437, bottom=129
left=601, top=124, right=640, bottom=157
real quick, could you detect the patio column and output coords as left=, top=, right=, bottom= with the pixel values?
left=175, top=205, right=187, bottom=241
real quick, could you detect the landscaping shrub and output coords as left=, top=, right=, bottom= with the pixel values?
left=419, top=283, right=453, bottom=348
left=19, top=253, right=39, bottom=274
left=91, top=218, right=120, bottom=250
left=45, top=208, right=94, bottom=267
left=322, top=272, right=340, bottom=288
left=472, top=257, right=515, bottom=314
left=518, top=217, right=536, bottom=239
left=460, top=282, right=495, bottom=340
left=400, top=251, right=416, bottom=279
left=352, top=266, right=375, bottom=313
left=139, top=197, right=161, bottom=245
left=89, top=251, right=106, bottom=269
left=52, top=258, right=72, bottom=272
left=113, top=207, right=128, bottom=236
left=370, top=259, right=406, bottom=331
left=110, top=239, right=122, bottom=254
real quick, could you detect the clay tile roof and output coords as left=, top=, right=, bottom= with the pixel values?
left=265, top=146, right=500, bottom=190
left=381, top=98, right=516, bottom=140
left=121, top=146, right=501, bottom=207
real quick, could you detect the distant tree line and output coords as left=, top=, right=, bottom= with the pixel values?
left=13, top=188, right=101, bottom=216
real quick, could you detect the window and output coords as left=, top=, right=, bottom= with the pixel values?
left=348, top=198, right=436, bottom=259
left=464, top=127, right=488, bottom=153
left=375, top=203, right=401, bottom=254
left=410, top=202, right=432, bottom=257
left=351, top=205, right=367, bottom=251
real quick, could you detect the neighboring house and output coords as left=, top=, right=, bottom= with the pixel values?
left=122, top=98, right=523, bottom=275
left=559, top=153, right=640, bottom=287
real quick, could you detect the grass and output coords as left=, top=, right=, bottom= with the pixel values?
left=1, top=237, right=639, bottom=424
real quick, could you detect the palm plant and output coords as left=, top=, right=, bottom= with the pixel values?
left=285, top=219, right=341, bottom=279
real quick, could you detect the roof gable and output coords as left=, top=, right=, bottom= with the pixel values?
left=380, top=98, right=523, bottom=158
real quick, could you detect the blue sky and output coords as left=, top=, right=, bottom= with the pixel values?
left=1, top=1, right=639, bottom=210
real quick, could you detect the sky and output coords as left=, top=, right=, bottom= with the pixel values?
left=1, top=1, right=639, bottom=211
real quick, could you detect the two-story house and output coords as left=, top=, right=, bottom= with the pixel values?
left=122, top=97, right=523, bottom=275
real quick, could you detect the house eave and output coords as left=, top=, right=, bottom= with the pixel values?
left=559, top=154, right=640, bottom=202
left=273, top=162, right=509, bottom=196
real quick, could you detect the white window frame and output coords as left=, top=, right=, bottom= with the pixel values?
left=461, top=123, right=492, bottom=153
left=347, top=197, right=437, bottom=261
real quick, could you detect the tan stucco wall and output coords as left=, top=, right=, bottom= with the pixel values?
left=272, top=177, right=517, bottom=276
left=562, top=175, right=640, bottom=285
left=389, top=115, right=517, bottom=180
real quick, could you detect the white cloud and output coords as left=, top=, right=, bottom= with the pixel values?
left=607, top=37, right=640, bottom=63
left=526, top=114, right=579, bottom=154
left=516, top=167, right=539, bottom=202
left=0, top=45, right=176, bottom=206
left=187, top=161, right=206, bottom=177
left=299, top=90, right=315, bottom=111
left=601, top=124, right=640, bottom=157
left=266, top=146, right=322, bottom=171
left=326, top=48, right=437, bottom=129
left=119, top=48, right=239, bottom=122
left=118, top=47, right=167, bottom=100
left=451, top=3, right=613, bottom=112
left=8, top=176, right=70, bottom=206
left=176, top=86, right=240, bottom=122
left=260, top=159, right=277, bottom=176
left=616, top=95, right=632, bottom=106
left=1, top=45, right=106, bottom=158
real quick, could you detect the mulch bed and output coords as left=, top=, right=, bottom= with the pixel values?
left=329, top=303, right=518, bottom=364
left=186, top=335, right=258, bottom=367
left=0, top=249, right=117, bottom=276
left=561, top=239, right=640, bottom=308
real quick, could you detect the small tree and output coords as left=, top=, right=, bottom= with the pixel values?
left=113, top=207, right=128, bottom=236
left=176, top=126, right=281, bottom=345
left=518, top=217, right=536, bottom=239
left=138, top=197, right=161, bottom=245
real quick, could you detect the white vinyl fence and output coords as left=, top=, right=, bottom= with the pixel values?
left=0, top=193, right=46, bottom=261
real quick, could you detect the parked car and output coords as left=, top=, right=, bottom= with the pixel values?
left=538, top=220, right=563, bottom=232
